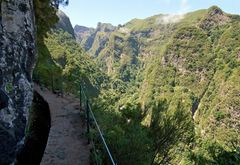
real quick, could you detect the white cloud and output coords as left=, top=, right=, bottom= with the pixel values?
left=156, top=0, right=191, bottom=24
left=158, top=14, right=184, bottom=24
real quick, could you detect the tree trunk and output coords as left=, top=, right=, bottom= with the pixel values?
left=0, top=0, right=36, bottom=164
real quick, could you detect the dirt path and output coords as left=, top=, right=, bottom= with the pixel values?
left=34, top=85, right=90, bottom=165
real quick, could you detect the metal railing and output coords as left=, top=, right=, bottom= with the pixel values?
left=79, top=84, right=117, bottom=165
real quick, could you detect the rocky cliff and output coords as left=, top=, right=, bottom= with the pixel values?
left=74, top=25, right=95, bottom=45
left=0, top=0, right=36, bottom=164
left=74, top=22, right=116, bottom=56
left=55, top=10, right=75, bottom=38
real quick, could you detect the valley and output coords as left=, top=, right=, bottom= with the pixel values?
left=35, top=6, right=240, bottom=164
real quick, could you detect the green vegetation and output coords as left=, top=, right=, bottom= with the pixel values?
left=79, top=6, right=239, bottom=165
left=35, top=4, right=240, bottom=164
left=33, top=0, right=105, bottom=96
left=34, top=29, right=105, bottom=96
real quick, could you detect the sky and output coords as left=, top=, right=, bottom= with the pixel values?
left=60, top=0, right=240, bottom=28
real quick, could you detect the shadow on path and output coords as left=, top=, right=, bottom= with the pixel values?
left=34, top=85, right=90, bottom=165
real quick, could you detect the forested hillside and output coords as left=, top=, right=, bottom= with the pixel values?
left=74, top=6, right=240, bottom=164
left=34, top=9, right=106, bottom=97
left=35, top=5, right=239, bottom=165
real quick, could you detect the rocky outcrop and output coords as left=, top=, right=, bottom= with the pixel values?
left=74, top=25, right=95, bottom=44
left=74, top=22, right=116, bottom=53
left=55, top=10, right=75, bottom=38
left=0, top=0, right=36, bottom=164
left=96, top=22, right=116, bottom=32
left=199, top=6, right=230, bottom=30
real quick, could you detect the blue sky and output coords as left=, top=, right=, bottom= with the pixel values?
left=60, top=0, right=240, bottom=28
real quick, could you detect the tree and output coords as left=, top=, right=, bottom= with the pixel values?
left=34, top=0, right=69, bottom=40
left=150, top=99, right=194, bottom=164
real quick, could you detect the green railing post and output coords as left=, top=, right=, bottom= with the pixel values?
left=81, top=86, right=116, bottom=164
left=79, top=84, right=82, bottom=109
left=51, top=71, right=54, bottom=93
left=86, top=99, right=90, bottom=144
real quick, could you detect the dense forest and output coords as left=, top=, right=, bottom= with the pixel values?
left=33, top=3, right=240, bottom=165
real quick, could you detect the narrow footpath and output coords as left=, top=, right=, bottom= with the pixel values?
left=34, top=85, right=90, bottom=165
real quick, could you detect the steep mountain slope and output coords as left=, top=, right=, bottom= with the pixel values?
left=34, top=10, right=105, bottom=97
left=78, top=6, right=240, bottom=164
left=55, top=10, right=75, bottom=38
left=74, top=25, right=95, bottom=46
left=75, top=22, right=116, bottom=56
left=33, top=6, right=239, bottom=165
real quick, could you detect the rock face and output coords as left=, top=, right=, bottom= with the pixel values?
left=74, top=22, right=116, bottom=56
left=199, top=6, right=230, bottom=30
left=55, top=10, right=75, bottom=38
left=0, top=0, right=36, bottom=164
left=74, top=25, right=95, bottom=44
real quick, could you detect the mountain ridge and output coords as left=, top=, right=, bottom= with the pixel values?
left=35, top=7, right=240, bottom=164
left=73, top=6, right=240, bottom=164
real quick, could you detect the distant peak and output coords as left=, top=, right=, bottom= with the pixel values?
left=74, top=25, right=88, bottom=29
left=199, top=6, right=230, bottom=30
left=96, top=22, right=116, bottom=32
left=55, top=10, right=75, bottom=38
left=97, top=22, right=114, bottom=27
left=207, top=6, right=224, bottom=15
left=74, top=25, right=95, bottom=34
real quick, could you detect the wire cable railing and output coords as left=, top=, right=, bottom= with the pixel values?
left=79, top=84, right=117, bottom=165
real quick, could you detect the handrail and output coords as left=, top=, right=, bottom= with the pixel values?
left=80, top=84, right=117, bottom=165
left=87, top=102, right=116, bottom=165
